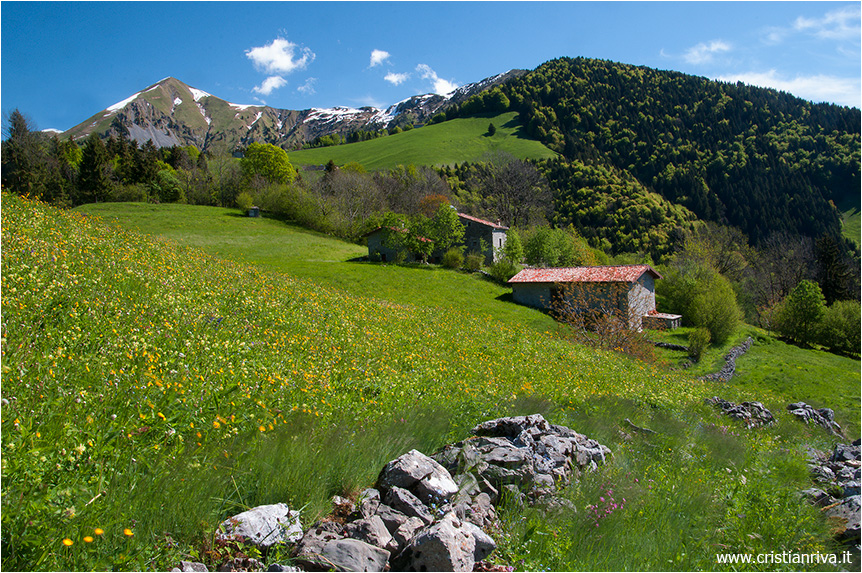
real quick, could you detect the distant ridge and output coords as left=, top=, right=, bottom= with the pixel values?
left=62, top=71, right=527, bottom=152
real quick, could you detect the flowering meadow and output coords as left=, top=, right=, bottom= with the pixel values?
left=0, top=194, right=849, bottom=571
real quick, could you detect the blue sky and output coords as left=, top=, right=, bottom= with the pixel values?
left=2, top=1, right=860, bottom=132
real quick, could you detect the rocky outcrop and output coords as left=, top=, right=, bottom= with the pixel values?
left=191, top=414, right=608, bottom=572
left=787, top=402, right=845, bottom=437
left=215, top=503, right=303, bottom=549
left=699, top=337, right=753, bottom=381
left=802, top=440, right=861, bottom=548
left=706, top=397, right=776, bottom=429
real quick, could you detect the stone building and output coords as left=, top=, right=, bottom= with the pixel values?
left=508, top=264, right=680, bottom=330
left=457, top=213, right=508, bottom=264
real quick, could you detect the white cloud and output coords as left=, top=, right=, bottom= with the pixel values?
left=717, top=69, right=861, bottom=108
left=793, top=5, right=861, bottom=40
left=370, top=49, right=390, bottom=67
left=763, top=5, right=861, bottom=45
left=416, top=64, right=458, bottom=95
left=246, top=37, right=315, bottom=75
left=252, top=75, right=287, bottom=96
left=297, top=78, right=317, bottom=95
left=683, top=40, right=732, bottom=64
left=384, top=72, right=410, bottom=86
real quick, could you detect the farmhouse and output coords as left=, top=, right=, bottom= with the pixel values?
left=508, top=264, right=680, bottom=330
left=365, top=227, right=433, bottom=263
left=366, top=212, right=509, bottom=264
left=458, top=213, right=508, bottom=264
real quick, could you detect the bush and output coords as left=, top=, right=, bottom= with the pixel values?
left=464, top=253, right=483, bottom=272
left=773, top=280, right=826, bottom=346
left=235, top=191, right=254, bottom=211
left=818, top=299, right=861, bottom=355
left=658, top=263, right=742, bottom=345
left=688, top=327, right=711, bottom=362
left=441, top=247, right=464, bottom=269
left=489, top=258, right=520, bottom=282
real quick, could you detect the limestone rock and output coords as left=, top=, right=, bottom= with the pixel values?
left=293, top=520, right=344, bottom=565
left=172, top=561, right=208, bottom=572
left=706, top=397, right=775, bottom=429
left=392, top=514, right=476, bottom=572
left=216, top=503, right=303, bottom=549
left=377, top=449, right=459, bottom=505
left=787, top=402, right=843, bottom=435
left=383, top=486, right=434, bottom=525
left=320, top=538, right=390, bottom=572
left=343, top=515, right=398, bottom=554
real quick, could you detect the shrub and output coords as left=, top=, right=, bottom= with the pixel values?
left=441, top=247, right=464, bottom=269
left=551, top=282, right=655, bottom=361
left=489, top=258, right=520, bottom=282
left=658, top=263, right=742, bottom=345
left=818, top=299, right=861, bottom=355
left=688, top=327, right=711, bottom=362
left=773, top=280, right=826, bottom=346
left=464, top=253, right=483, bottom=272
left=235, top=191, right=254, bottom=211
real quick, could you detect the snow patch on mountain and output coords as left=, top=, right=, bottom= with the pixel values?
left=189, top=88, right=211, bottom=102
left=196, top=102, right=212, bottom=125
left=106, top=91, right=142, bottom=114
left=230, top=103, right=257, bottom=111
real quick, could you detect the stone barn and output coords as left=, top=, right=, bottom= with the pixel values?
left=508, top=264, right=679, bottom=330
left=458, top=213, right=508, bottom=264
left=365, top=227, right=433, bottom=263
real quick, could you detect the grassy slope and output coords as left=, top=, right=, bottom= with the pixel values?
left=5, top=196, right=859, bottom=571
left=73, top=202, right=558, bottom=334
left=287, top=112, right=558, bottom=170
left=835, top=194, right=861, bottom=247
left=651, top=326, right=861, bottom=438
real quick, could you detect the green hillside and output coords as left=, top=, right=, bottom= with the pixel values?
left=287, top=112, right=557, bottom=170
left=3, top=195, right=858, bottom=571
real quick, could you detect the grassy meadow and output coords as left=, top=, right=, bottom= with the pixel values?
left=2, top=195, right=858, bottom=571
left=287, top=112, right=558, bottom=170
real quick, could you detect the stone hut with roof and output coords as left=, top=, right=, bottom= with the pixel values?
left=508, top=264, right=680, bottom=330
left=458, top=213, right=508, bottom=264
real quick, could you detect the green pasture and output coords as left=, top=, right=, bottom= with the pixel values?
left=287, top=112, right=558, bottom=171
left=2, top=195, right=857, bottom=572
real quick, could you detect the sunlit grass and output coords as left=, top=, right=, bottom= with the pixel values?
left=2, top=194, right=856, bottom=571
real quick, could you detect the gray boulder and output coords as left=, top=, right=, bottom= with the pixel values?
left=383, top=486, right=435, bottom=525
left=216, top=503, right=303, bottom=549
left=343, top=515, right=398, bottom=554
left=787, top=402, right=843, bottom=435
left=391, top=517, right=425, bottom=550
left=293, top=520, right=344, bottom=565
left=377, top=449, right=459, bottom=504
left=171, top=562, right=208, bottom=572
left=825, top=495, right=861, bottom=542
left=376, top=503, right=411, bottom=533
left=357, top=488, right=381, bottom=519
left=392, top=514, right=477, bottom=572
left=320, top=538, right=391, bottom=572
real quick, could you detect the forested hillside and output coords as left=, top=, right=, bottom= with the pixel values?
left=480, top=57, right=860, bottom=248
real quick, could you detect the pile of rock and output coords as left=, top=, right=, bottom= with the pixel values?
left=175, top=415, right=609, bottom=572
left=801, top=440, right=861, bottom=548
left=705, top=397, right=776, bottom=429
left=699, top=336, right=753, bottom=381
left=787, top=402, right=845, bottom=437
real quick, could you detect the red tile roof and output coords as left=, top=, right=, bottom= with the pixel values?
left=508, top=265, right=662, bottom=284
left=457, top=213, right=508, bottom=230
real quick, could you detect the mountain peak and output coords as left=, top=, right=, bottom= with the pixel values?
left=62, top=69, right=526, bottom=151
